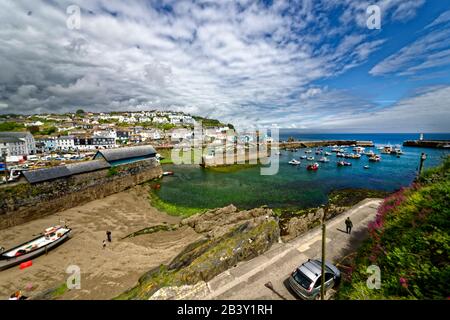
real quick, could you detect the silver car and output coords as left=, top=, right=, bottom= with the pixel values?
left=288, top=259, right=341, bottom=300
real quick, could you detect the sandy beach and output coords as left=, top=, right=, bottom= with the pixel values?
left=0, top=184, right=202, bottom=300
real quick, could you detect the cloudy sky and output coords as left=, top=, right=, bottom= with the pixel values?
left=1, top=0, right=449, bottom=132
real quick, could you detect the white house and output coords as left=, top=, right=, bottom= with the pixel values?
left=55, top=136, right=75, bottom=151
left=152, top=116, right=169, bottom=124
left=0, top=132, right=36, bottom=155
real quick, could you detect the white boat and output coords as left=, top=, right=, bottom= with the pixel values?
left=305, top=150, right=312, bottom=154
left=364, top=165, right=370, bottom=169
left=288, top=159, right=301, bottom=165
left=353, top=146, right=365, bottom=153
left=318, top=157, right=330, bottom=163
left=307, top=156, right=315, bottom=161
left=300, top=155, right=307, bottom=159
left=0, top=226, right=71, bottom=271
left=324, top=151, right=331, bottom=156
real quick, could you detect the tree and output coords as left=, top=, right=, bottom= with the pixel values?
left=29, top=126, right=40, bottom=134
left=76, top=109, right=85, bottom=115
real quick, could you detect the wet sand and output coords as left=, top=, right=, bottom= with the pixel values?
left=0, top=185, right=202, bottom=300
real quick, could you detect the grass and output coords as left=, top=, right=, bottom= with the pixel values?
left=50, top=283, right=68, bottom=299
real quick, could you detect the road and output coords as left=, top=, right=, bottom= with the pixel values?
left=197, top=198, right=382, bottom=300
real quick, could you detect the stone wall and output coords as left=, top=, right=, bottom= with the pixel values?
left=0, top=159, right=163, bottom=229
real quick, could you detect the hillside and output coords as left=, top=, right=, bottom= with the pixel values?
left=338, top=156, right=450, bottom=300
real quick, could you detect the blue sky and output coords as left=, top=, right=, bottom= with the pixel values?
left=0, top=0, right=449, bottom=132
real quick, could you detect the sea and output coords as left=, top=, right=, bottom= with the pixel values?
left=156, top=133, right=450, bottom=210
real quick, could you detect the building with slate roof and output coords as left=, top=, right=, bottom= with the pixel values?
left=94, top=145, right=157, bottom=166
left=22, top=160, right=111, bottom=184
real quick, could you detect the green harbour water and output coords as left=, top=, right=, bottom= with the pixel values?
left=155, top=133, right=450, bottom=212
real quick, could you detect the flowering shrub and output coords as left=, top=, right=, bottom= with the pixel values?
left=338, top=156, right=450, bottom=300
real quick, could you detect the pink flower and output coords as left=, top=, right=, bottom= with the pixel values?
left=399, top=277, right=408, bottom=288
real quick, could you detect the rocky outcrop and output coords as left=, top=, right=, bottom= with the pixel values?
left=281, top=206, right=348, bottom=242
left=180, top=204, right=274, bottom=238
left=117, top=205, right=280, bottom=300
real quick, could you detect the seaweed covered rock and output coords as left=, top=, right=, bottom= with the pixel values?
left=181, top=204, right=274, bottom=238
left=117, top=206, right=280, bottom=300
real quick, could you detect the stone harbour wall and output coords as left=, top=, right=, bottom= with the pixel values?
left=0, top=159, right=163, bottom=230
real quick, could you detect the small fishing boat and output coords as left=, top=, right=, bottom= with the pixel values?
left=353, top=146, right=365, bottom=153
left=337, top=161, right=352, bottom=167
left=364, top=165, right=370, bottom=169
left=390, top=148, right=403, bottom=155
left=307, top=156, right=315, bottom=161
left=0, top=226, right=71, bottom=271
left=307, top=163, right=319, bottom=171
left=369, top=155, right=381, bottom=162
left=305, top=150, right=312, bottom=154
left=163, top=171, right=174, bottom=176
left=364, top=150, right=375, bottom=157
left=336, top=153, right=345, bottom=158
left=288, top=159, right=301, bottom=165
left=324, top=151, right=331, bottom=156
left=318, top=157, right=330, bottom=163
left=300, top=155, right=307, bottom=159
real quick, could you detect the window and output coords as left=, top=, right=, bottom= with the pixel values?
left=293, top=270, right=313, bottom=290
left=314, top=276, right=322, bottom=288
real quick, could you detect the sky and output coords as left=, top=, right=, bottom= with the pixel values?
left=0, top=0, right=449, bottom=132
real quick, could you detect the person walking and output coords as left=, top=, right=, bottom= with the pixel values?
left=345, top=217, right=353, bottom=234
left=106, top=231, right=112, bottom=242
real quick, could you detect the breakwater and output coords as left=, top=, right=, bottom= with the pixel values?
left=0, top=159, right=162, bottom=229
left=403, top=140, right=450, bottom=149
left=279, top=140, right=374, bottom=149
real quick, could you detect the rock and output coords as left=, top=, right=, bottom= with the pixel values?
left=181, top=205, right=273, bottom=239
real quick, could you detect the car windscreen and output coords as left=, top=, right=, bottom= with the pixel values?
left=293, top=270, right=313, bottom=289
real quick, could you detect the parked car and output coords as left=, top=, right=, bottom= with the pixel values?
left=288, top=259, right=340, bottom=300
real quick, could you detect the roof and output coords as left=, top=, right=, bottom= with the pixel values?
left=95, top=145, right=156, bottom=162
left=23, top=166, right=72, bottom=184
left=0, top=132, right=31, bottom=139
left=66, top=160, right=110, bottom=175
left=0, top=136, right=23, bottom=143
left=23, top=160, right=111, bottom=183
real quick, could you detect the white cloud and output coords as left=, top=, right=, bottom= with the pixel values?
left=370, top=11, right=450, bottom=76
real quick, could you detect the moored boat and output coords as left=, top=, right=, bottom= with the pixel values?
left=288, top=159, right=301, bottom=165
left=307, top=156, right=315, bottom=161
left=318, top=157, right=330, bottom=163
left=307, top=163, right=319, bottom=171
left=369, top=155, right=381, bottom=162
left=0, top=226, right=71, bottom=271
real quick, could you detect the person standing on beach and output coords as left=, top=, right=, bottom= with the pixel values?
left=345, top=217, right=353, bottom=234
left=102, top=240, right=107, bottom=249
left=106, top=231, right=112, bottom=242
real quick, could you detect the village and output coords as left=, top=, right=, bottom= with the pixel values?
left=0, top=110, right=248, bottom=182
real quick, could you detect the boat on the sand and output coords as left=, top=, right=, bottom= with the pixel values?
left=0, top=226, right=71, bottom=271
